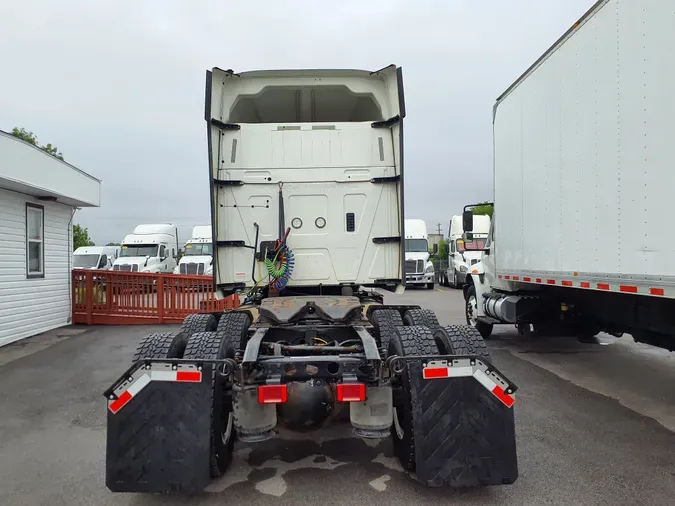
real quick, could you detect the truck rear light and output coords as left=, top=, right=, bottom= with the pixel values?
left=258, top=384, right=288, bottom=404
left=336, top=383, right=366, bottom=402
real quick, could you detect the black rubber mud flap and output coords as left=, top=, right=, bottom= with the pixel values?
left=105, top=364, right=213, bottom=493
left=407, top=360, right=518, bottom=487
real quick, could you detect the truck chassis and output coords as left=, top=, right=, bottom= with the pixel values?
left=104, top=292, right=518, bottom=493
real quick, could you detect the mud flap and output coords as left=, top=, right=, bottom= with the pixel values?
left=105, top=363, right=213, bottom=493
left=407, top=359, right=518, bottom=487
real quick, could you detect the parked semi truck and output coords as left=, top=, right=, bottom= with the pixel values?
left=441, top=214, right=490, bottom=289
left=463, top=0, right=675, bottom=351
left=404, top=218, right=435, bottom=289
left=103, top=65, right=518, bottom=494
left=112, top=223, right=179, bottom=273
left=174, top=225, right=213, bottom=275
left=73, top=245, right=120, bottom=270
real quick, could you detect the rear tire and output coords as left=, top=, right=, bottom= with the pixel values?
left=465, top=285, right=493, bottom=339
left=388, top=325, right=437, bottom=472
left=216, top=312, right=252, bottom=350
left=433, top=325, right=490, bottom=362
left=183, top=331, right=236, bottom=478
left=369, top=309, right=403, bottom=349
left=180, top=313, right=218, bottom=340
left=402, top=308, right=439, bottom=329
left=132, top=332, right=187, bottom=361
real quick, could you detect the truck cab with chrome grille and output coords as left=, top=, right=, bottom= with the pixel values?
left=404, top=218, right=434, bottom=289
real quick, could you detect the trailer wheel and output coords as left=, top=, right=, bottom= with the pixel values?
left=180, top=313, right=218, bottom=340
left=433, top=325, right=491, bottom=362
left=216, top=312, right=252, bottom=350
left=183, top=331, right=236, bottom=478
left=402, top=308, right=439, bottom=329
left=465, top=285, right=493, bottom=339
left=388, top=325, right=437, bottom=472
left=132, top=332, right=187, bottom=361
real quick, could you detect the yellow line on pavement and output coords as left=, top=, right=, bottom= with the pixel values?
left=435, top=288, right=444, bottom=293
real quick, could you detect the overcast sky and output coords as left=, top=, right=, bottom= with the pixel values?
left=1, top=0, right=592, bottom=244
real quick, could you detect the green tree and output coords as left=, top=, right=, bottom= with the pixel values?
left=73, top=224, right=95, bottom=250
left=471, top=201, right=493, bottom=218
left=105, top=242, right=121, bottom=246
left=437, top=239, right=449, bottom=259
left=11, top=127, right=64, bottom=161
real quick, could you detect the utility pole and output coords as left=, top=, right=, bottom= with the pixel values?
left=436, top=222, right=442, bottom=237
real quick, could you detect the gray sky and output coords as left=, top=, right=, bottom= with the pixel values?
left=1, top=0, right=592, bottom=243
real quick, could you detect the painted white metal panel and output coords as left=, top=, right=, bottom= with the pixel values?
left=0, top=188, right=74, bottom=347
left=0, top=131, right=100, bottom=207
left=493, top=0, right=675, bottom=281
left=207, top=66, right=405, bottom=289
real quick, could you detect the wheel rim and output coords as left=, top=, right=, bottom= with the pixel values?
left=393, top=407, right=404, bottom=439
left=221, top=412, right=234, bottom=445
left=467, top=295, right=478, bottom=326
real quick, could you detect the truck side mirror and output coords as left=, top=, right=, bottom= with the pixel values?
left=462, top=210, right=474, bottom=232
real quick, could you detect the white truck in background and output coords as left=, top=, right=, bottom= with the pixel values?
left=463, top=0, right=675, bottom=351
left=174, top=225, right=213, bottom=276
left=73, top=246, right=120, bottom=270
left=404, top=218, right=434, bottom=289
left=441, top=214, right=490, bottom=289
left=113, top=224, right=179, bottom=273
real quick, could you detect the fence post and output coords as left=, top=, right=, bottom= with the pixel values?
left=71, top=271, right=77, bottom=323
left=85, top=271, right=94, bottom=325
left=157, top=275, right=165, bottom=324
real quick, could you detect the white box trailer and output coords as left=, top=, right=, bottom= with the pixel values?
left=463, top=0, right=675, bottom=351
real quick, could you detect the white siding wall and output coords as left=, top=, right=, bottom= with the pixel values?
left=0, top=188, right=73, bottom=346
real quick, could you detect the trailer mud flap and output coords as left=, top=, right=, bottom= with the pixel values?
left=105, top=362, right=213, bottom=493
left=407, top=358, right=518, bottom=487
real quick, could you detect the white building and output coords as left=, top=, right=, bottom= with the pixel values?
left=0, top=130, right=100, bottom=347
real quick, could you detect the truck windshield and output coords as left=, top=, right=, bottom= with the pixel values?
left=459, top=237, right=487, bottom=252
left=184, top=243, right=213, bottom=256
left=73, top=254, right=99, bottom=268
left=405, top=239, right=428, bottom=253
left=120, top=245, right=158, bottom=257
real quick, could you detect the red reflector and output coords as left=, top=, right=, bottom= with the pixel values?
left=498, top=275, right=503, bottom=279
left=597, top=283, right=610, bottom=291
left=580, top=282, right=590, bottom=288
left=109, top=390, right=132, bottom=414
left=547, top=279, right=556, bottom=285
left=504, top=275, right=511, bottom=280
left=650, top=288, right=665, bottom=296
left=336, top=383, right=366, bottom=402
left=536, top=278, right=542, bottom=283
left=423, top=367, right=449, bottom=379
left=176, top=371, right=202, bottom=382
left=523, top=277, right=531, bottom=282
left=258, top=385, right=288, bottom=404
left=619, top=285, right=638, bottom=293
left=513, top=276, right=520, bottom=281
left=562, top=280, right=573, bottom=287
left=491, top=385, right=515, bottom=408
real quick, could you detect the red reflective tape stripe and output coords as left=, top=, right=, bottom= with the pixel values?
left=523, top=277, right=531, bottom=282
left=619, top=285, right=638, bottom=293
left=498, top=275, right=503, bottom=279
left=580, top=282, right=590, bottom=288
left=423, top=367, right=449, bottom=379
left=597, top=283, right=610, bottom=290
left=547, top=279, right=556, bottom=285
left=650, top=288, right=665, bottom=296
left=176, top=371, right=202, bottom=382
left=535, top=278, right=542, bottom=283
left=109, top=390, right=132, bottom=414
left=513, top=276, right=520, bottom=281
left=504, top=275, right=511, bottom=280
left=491, top=385, right=515, bottom=408
left=561, top=280, right=573, bottom=287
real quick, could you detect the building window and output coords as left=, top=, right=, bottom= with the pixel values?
left=26, top=203, right=44, bottom=278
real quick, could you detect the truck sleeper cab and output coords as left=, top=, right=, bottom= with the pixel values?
left=113, top=224, right=179, bottom=273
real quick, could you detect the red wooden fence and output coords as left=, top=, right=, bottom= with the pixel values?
left=72, top=269, right=240, bottom=325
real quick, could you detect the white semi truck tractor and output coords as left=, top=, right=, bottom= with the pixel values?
left=103, top=65, right=519, bottom=493
left=462, top=0, right=675, bottom=351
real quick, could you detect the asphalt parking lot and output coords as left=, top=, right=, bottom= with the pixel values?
left=1, top=287, right=674, bottom=505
